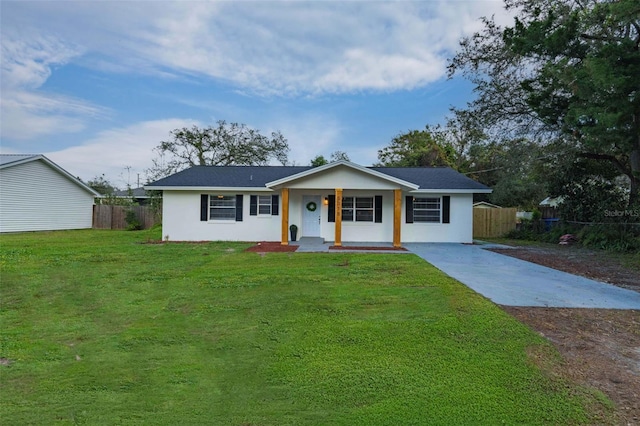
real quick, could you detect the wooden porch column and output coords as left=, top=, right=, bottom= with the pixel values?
left=281, top=188, right=289, bottom=245
left=334, top=188, right=343, bottom=247
left=393, top=189, right=402, bottom=248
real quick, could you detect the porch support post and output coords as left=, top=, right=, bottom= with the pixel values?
left=281, top=188, right=289, bottom=245
left=393, top=189, right=402, bottom=248
left=334, top=188, right=343, bottom=247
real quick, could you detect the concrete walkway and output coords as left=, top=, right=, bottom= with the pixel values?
left=405, top=243, right=640, bottom=309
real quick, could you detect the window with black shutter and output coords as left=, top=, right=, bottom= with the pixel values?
left=328, top=195, right=335, bottom=222
left=374, top=195, right=383, bottom=223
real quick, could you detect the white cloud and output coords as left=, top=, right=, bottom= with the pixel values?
left=0, top=32, right=107, bottom=140
left=1, top=0, right=514, bottom=156
left=44, top=115, right=342, bottom=184
left=45, top=118, right=197, bottom=186
left=268, top=113, right=344, bottom=166
left=1, top=33, right=81, bottom=89
left=267, top=111, right=385, bottom=167
left=2, top=1, right=511, bottom=96
left=147, top=1, right=511, bottom=95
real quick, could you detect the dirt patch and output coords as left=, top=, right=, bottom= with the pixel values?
left=244, top=242, right=298, bottom=253
left=488, top=246, right=639, bottom=292
left=489, top=243, right=640, bottom=424
left=503, top=307, right=640, bottom=425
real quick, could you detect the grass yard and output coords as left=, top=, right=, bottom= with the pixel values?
left=0, top=229, right=612, bottom=425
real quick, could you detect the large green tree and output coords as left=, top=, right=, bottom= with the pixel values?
left=376, top=121, right=545, bottom=207
left=309, top=151, right=351, bottom=167
left=449, top=0, right=640, bottom=207
left=474, top=139, right=547, bottom=209
left=87, top=174, right=118, bottom=196
left=147, top=121, right=289, bottom=180
left=309, top=155, right=328, bottom=167
left=376, top=127, right=455, bottom=167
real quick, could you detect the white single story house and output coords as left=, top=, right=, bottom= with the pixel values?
left=145, top=161, right=491, bottom=245
left=0, top=154, right=100, bottom=233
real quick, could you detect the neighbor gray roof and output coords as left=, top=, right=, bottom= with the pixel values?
left=113, top=187, right=151, bottom=198
left=0, top=154, right=39, bottom=167
left=146, top=164, right=490, bottom=192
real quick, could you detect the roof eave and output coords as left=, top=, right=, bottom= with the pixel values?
left=144, top=185, right=274, bottom=192
left=411, top=188, right=493, bottom=194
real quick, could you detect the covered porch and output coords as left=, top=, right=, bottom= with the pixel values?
left=278, top=188, right=405, bottom=248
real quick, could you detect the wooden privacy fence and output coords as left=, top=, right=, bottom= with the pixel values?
left=473, top=207, right=517, bottom=238
left=93, top=205, right=158, bottom=230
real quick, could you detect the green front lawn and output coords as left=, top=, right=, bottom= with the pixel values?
left=0, top=230, right=611, bottom=424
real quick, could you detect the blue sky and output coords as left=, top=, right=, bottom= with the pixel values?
left=0, top=1, right=511, bottom=188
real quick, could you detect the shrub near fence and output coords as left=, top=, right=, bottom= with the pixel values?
left=508, top=219, right=640, bottom=252
left=93, top=205, right=157, bottom=230
left=473, top=208, right=517, bottom=238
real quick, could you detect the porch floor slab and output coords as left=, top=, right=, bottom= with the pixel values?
left=291, top=239, right=409, bottom=253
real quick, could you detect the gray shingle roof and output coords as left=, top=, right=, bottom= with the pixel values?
left=113, top=187, right=151, bottom=197
left=147, top=166, right=312, bottom=188
left=146, top=164, right=490, bottom=192
left=370, top=167, right=490, bottom=191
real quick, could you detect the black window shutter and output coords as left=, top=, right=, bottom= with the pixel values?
left=271, top=195, right=279, bottom=216
left=328, top=195, right=335, bottom=223
left=200, top=194, right=209, bottom=221
left=442, top=196, right=450, bottom=224
left=236, top=195, right=244, bottom=221
left=405, top=196, right=414, bottom=223
left=250, top=195, right=257, bottom=216
left=374, top=195, right=383, bottom=223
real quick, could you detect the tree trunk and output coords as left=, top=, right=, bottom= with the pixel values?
left=629, top=147, right=640, bottom=207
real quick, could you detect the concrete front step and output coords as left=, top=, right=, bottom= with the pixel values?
left=296, top=237, right=325, bottom=245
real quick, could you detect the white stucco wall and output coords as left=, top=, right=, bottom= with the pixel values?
left=0, top=160, right=95, bottom=233
left=401, top=193, right=474, bottom=243
left=162, top=188, right=474, bottom=243
left=162, top=190, right=282, bottom=242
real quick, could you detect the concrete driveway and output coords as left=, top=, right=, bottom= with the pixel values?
left=405, top=243, right=640, bottom=309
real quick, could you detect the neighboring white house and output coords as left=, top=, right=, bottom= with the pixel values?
left=0, top=154, right=100, bottom=233
left=145, top=161, right=492, bottom=245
